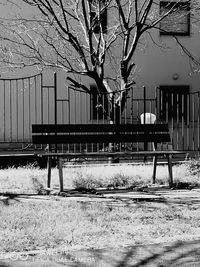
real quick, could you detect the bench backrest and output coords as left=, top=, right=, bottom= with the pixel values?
left=32, top=124, right=171, bottom=145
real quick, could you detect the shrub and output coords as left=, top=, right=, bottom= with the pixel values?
left=72, top=173, right=103, bottom=190
left=186, top=158, right=200, bottom=176
left=31, top=176, right=45, bottom=194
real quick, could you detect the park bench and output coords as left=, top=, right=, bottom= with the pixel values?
left=32, top=123, right=185, bottom=192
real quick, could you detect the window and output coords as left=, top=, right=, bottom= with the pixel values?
left=160, top=1, right=190, bottom=36
left=90, top=0, right=107, bottom=34
left=159, top=85, right=189, bottom=123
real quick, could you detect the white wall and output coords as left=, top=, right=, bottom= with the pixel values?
left=133, top=27, right=200, bottom=98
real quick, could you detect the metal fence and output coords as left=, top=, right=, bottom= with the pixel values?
left=64, top=86, right=200, bottom=153
left=0, top=71, right=200, bottom=154
left=0, top=73, right=56, bottom=149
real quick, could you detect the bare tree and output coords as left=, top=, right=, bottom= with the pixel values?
left=0, top=0, right=198, bottom=122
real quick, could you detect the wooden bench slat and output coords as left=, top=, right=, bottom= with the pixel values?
left=32, top=124, right=169, bottom=133
left=39, top=151, right=186, bottom=157
left=32, top=133, right=171, bottom=144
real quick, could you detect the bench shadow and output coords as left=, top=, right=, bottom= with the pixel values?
left=2, top=186, right=200, bottom=206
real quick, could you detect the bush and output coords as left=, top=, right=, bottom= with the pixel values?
left=186, top=158, right=200, bottom=176
left=72, top=173, right=103, bottom=190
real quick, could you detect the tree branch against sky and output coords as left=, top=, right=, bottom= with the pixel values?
left=0, top=0, right=199, bottom=121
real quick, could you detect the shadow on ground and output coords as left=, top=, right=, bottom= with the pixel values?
left=2, top=185, right=200, bottom=206
left=1, top=239, right=200, bottom=267
left=1, top=188, right=200, bottom=266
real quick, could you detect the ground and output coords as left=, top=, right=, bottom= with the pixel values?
left=1, top=187, right=200, bottom=267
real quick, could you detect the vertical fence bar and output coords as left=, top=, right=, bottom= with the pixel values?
left=155, top=87, right=158, bottom=120
left=187, top=93, right=190, bottom=150
left=9, top=80, right=12, bottom=141
left=170, top=91, right=174, bottom=149
left=143, top=86, right=146, bottom=125
left=79, top=91, right=82, bottom=152
left=67, top=87, right=70, bottom=152
left=159, top=88, right=162, bottom=122
left=143, top=86, right=147, bottom=155
left=124, top=92, right=127, bottom=124
left=41, top=74, right=44, bottom=125
left=192, top=93, right=195, bottom=150
left=16, top=80, right=19, bottom=141
left=54, top=72, right=57, bottom=126
left=112, top=93, right=115, bottom=124
left=3, top=81, right=5, bottom=142
left=54, top=73, right=57, bottom=152
left=97, top=94, right=99, bottom=125
left=68, top=86, right=71, bottom=125
left=85, top=91, right=88, bottom=152
left=198, top=92, right=200, bottom=151
left=149, top=100, right=152, bottom=115
left=22, top=79, right=25, bottom=143
left=80, top=91, right=82, bottom=124
left=136, top=100, right=139, bottom=151
left=120, top=95, right=122, bottom=151
left=176, top=92, right=179, bottom=150
left=102, top=93, right=105, bottom=151
left=164, top=91, right=169, bottom=151
left=29, top=78, right=31, bottom=138
left=181, top=93, right=184, bottom=150
left=34, top=76, right=37, bottom=124
left=131, top=87, right=133, bottom=124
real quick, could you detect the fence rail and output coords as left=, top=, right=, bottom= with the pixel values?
left=0, top=72, right=199, bottom=154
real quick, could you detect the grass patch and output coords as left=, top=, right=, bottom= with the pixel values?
left=1, top=200, right=200, bottom=253
left=0, top=161, right=200, bottom=194
left=71, top=163, right=200, bottom=189
left=1, top=161, right=200, bottom=255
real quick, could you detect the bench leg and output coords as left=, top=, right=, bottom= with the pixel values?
left=152, top=155, right=157, bottom=184
left=47, top=157, right=52, bottom=189
left=58, top=157, right=64, bottom=192
left=167, top=154, right=173, bottom=188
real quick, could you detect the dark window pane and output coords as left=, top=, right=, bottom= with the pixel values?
left=160, top=1, right=190, bottom=36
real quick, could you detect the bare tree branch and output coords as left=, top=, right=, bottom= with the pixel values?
left=0, top=0, right=199, bottom=121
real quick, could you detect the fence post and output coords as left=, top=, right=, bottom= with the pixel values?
left=54, top=72, right=57, bottom=152
left=54, top=72, right=57, bottom=127
left=143, top=86, right=146, bottom=125
left=155, top=86, right=158, bottom=120
left=41, top=73, right=44, bottom=125
left=143, top=86, right=147, bottom=156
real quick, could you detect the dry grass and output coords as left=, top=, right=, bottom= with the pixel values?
left=1, top=199, right=200, bottom=254
left=0, top=165, right=47, bottom=194
left=0, top=162, right=198, bottom=194
left=0, top=161, right=200, bottom=255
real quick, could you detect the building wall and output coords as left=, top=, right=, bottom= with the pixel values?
left=134, top=29, right=200, bottom=97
